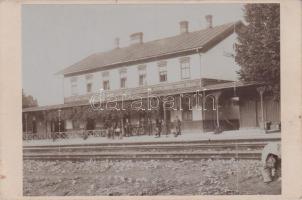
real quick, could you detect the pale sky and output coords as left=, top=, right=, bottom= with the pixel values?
left=22, top=4, right=244, bottom=106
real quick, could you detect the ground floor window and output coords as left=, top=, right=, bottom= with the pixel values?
left=182, top=110, right=193, bottom=121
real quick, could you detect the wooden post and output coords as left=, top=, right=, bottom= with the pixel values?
left=198, top=92, right=204, bottom=133
left=163, top=100, right=167, bottom=122
left=58, top=109, right=62, bottom=134
left=257, top=86, right=266, bottom=130
left=25, top=113, right=28, bottom=134
left=121, top=117, right=124, bottom=137
left=202, top=89, right=207, bottom=132
left=43, top=111, right=47, bottom=139
left=32, top=115, right=36, bottom=133
left=212, top=91, right=222, bottom=129
left=162, top=99, right=167, bottom=134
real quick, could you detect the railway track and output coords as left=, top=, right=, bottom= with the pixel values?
left=23, top=137, right=280, bottom=161
left=24, top=151, right=261, bottom=161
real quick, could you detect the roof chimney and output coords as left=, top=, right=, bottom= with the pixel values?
left=179, top=21, right=189, bottom=34
left=114, top=37, right=120, bottom=48
left=205, top=15, right=213, bottom=28
left=130, top=32, right=143, bottom=45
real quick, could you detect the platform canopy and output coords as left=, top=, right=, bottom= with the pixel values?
left=23, top=80, right=263, bottom=113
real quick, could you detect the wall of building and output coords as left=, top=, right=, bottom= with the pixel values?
left=264, top=97, right=280, bottom=123
left=63, top=33, right=239, bottom=99
left=239, top=98, right=258, bottom=129
left=201, top=33, right=240, bottom=81
left=239, top=95, right=280, bottom=130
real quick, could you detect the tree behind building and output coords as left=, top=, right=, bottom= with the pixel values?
left=22, top=89, right=38, bottom=108
left=235, top=4, right=280, bottom=100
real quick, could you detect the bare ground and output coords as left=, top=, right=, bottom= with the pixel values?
left=23, top=159, right=281, bottom=196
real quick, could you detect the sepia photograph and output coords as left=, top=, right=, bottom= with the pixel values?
left=21, top=3, right=281, bottom=196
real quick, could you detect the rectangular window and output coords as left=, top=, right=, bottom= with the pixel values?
left=139, top=75, right=146, bottom=86
left=158, top=60, right=167, bottom=82
left=180, top=57, right=191, bottom=79
left=159, top=66, right=167, bottom=82
left=70, top=77, right=78, bottom=96
left=120, top=78, right=126, bottom=88
left=71, top=85, right=77, bottom=96
left=86, top=83, right=92, bottom=93
left=138, top=65, right=147, bottom=86
left=120, top=69, right=127, bottom=88
left=86, top=74, right=93, bottom=93
left=103, top=80, right=110, bottom=90
left=102, top=71, right=110, bottom=90
left=182, top=110, right=193, bottom=121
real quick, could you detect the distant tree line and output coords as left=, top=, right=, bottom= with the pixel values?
left=22, top=89, right=38, bottom=108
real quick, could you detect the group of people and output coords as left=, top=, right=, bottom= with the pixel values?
left=83, top=116, right=182, bottom=140
left=154, top=116, right=182, bottom=138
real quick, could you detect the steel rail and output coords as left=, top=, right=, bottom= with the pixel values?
left=24, top=151, right=262, bottom=161
left=23, top=137, right=280, bottom=148
left=23, top=143, right=266, bottom=155
left=22, top=138, right=276, bottom=161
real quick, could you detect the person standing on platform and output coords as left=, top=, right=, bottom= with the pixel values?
left=115, top=121, right=122, bottom=139
left=175, top=116, right=181, bottom=137
left=143, top=117, right=148, bottom=135
left=165, top=120, right=170, bottom=137
left=148, top=116, right=152, bottom=136
left=155, top=118, right=162, bottom=138
left=162, top=119, right=168, bottom=137
left=124, top=118, right=129, bottom=137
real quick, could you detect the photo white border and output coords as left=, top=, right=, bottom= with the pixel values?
left=0, top=0, right=301, bottom=199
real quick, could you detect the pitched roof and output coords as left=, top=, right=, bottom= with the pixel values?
left=60, top=21, right=241, bottom=76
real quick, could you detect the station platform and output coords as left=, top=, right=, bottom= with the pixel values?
left=23, top=129, right=281, bottom=147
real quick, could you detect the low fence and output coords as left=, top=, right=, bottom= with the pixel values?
left=23, top=130, right=107, bottom=141
left=22, top=124, right=171, bottom=141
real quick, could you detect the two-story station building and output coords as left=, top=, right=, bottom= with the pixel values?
left=22, top=15, right=280, bottom=139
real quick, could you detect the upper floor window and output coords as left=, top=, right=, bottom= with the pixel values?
left=119, top=68, right=127, bottom=89
left=85, top=74, right=93, bottom=93
left=102, top=71, right=110, bottom=90
left=138, top=65, right=147, bottom=86
left=158, top=60, right=167, bottom=82
left=70, top=76, right=78, bottom=96
left=86, top=83, right=92, bottom=93
left=180, top=57, right=191, bottom=79
left=103, top=80, right=110, bottom=90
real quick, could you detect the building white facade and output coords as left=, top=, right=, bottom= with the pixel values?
left=58, top=18, right=243, bottom=132
left=63, top=33, right=239, bottom=98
